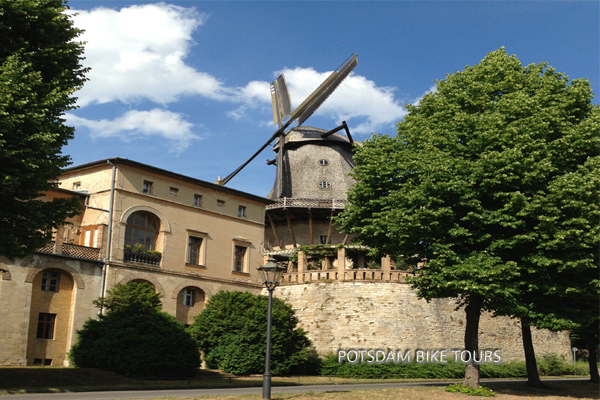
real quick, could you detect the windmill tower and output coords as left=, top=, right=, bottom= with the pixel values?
left=220, top=54, right=361, bottom=265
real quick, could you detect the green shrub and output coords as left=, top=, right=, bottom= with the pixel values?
left=480, top=361, right=527, bottom=378
left=537, top=353, right=572, bottom=376
left=69, top=282, right=200, bottom=378
left=446, top=383, right=496, bottom=397
left=319, top=351, right=583, bottom=379
left=319, top=352, right=465, bottom=379
left=188, top=291, right=315, bottom=376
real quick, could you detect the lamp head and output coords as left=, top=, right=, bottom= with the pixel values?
left=258, top=258, right=287, bottom=289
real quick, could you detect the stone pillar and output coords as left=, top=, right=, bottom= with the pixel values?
left=337, top=247, right=346, bottom=281
left=297, top=250, right=307, bottom=282
left=382, top=255, right=391, bottom=281
left=322, top=257, right=331, bottom=270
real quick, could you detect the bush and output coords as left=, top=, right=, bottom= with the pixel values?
left=480, top=361, right=527, bottom=378
left=188, top=290, right=316, bottom=376
left=319, top=352, right=465, bottom=379
left=537, top=353, right=572, bottom=376
left=319, top=352, right=580, bottom=379
left=69, top=282, right=200, bottom=378
left=446, top=383, right=496, bottom=397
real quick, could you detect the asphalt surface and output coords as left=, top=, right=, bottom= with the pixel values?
left=3, top=378, right=590, bottom=400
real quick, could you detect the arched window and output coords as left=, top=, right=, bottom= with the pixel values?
left=124, top=211, right=160, bottom=251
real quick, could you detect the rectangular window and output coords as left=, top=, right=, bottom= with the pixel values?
left=217, top=199, right=225, bottom=207
left=183, top=288, right=194, bottom=307
left=143, top=181, right=153, bottom=194
left=37, top=313, right=56, bottom=339
left=193, top=194, right=202, bottom=207
left=238, top=206, right=246, bottom=218
left=233, top=245, right=247, bottom=272
left=72, top=182, right=81, bottom=190
left=319, top=235, right=330, bottom=245
left=41, top=271, right=60, bottom=292
left=44, top=359, right=52, bottom=366
left=80, top=225, right=99, bottom=248
left=187, top=236, right=203, bottom=265
left=169, top=187, right=179, bottom=196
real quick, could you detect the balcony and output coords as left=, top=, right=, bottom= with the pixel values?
left=37, top=241, right=101, bottom=261
left=123, top=249, right=162, bottom=266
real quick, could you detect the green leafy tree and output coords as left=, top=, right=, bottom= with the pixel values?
left=93, top=279, right=162, bottom=313
left=69, top=282, right=200, bottom=378
left=336, top=48, right=598, bottom=388
left=0, top=0, right=87, bottom=259
left=524, top=155, right=599, bottom=383
left=188, top=290, right=317, bottom=376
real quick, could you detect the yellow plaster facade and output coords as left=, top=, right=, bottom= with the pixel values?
left=0, top=158, right=269, bottom=366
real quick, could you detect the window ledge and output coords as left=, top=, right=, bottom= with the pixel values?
left=231, top=271, right=250, bottom=276
left=185, top=263, right=206, bottom=269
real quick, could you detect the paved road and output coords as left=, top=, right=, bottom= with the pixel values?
left=3, top=378, right=589, bottom=400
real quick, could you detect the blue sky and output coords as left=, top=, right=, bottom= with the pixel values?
left=64, top=1, right=599, bottom=197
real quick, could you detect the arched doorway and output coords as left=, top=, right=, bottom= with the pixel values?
left=26, top=269, right=74, bottom=366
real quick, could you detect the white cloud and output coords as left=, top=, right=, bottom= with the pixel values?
left=67, top=3, right=407, bottom=147
left=234, top=68, right=407, bottom=134
left=70, top=4, right=227, bottom=106
left=65, top=109, right=198, bottom=153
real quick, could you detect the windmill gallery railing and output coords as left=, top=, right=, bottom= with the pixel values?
left=265, top=198, right=347, bottom=210
left=281, top=269, right=410, bottom=284
left=278, top=247, right=414, bottom=285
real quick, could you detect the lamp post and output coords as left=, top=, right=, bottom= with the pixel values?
left=257, top=258, right=287, bottom=400
left=572, top=347, right=578, bottom=375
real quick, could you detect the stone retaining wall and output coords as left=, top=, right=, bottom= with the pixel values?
left=270, top=281, right=571, bottom=362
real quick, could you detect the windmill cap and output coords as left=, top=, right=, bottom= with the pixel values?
left=273, top=126, right=354, bottom=151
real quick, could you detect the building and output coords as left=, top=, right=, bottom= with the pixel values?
left=0, top=154, right=572, bottom=366
left=0, top=158, right=270, bottom=366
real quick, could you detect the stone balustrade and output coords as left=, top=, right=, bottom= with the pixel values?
left=281, top=269, right=410, bottom=284
left=279, top=248, right=412, bottom=284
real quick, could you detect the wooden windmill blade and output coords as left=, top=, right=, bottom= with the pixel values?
left=290, top=53, right=358, bottom=126
left=271, top=74, right=292, bottom=128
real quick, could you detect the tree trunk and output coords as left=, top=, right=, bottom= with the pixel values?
left=587, top=332, right=599, bottom=383
left=520, top=319, right=541, bottom=385
left=463, top=297, right=482, bottom=389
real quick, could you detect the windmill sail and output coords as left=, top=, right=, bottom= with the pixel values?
left=271, top=74, right=292, bottom=128
left=290, top=53, right=358, bottom=126
left=220, top=53, right=358, bottom=186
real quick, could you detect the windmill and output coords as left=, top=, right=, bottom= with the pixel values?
left=218, top=53, right=361, bottom=259
left=218, top=53, right=358, bottom=198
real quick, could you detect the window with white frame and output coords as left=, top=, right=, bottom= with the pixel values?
left=182, top=288, right=194, bottom=306
left=233, top=245, right=248, bottom=273
left=238, top=205, right=246, bottom=218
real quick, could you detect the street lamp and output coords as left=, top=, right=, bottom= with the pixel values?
left=257, top=258, right=287, bottom=400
